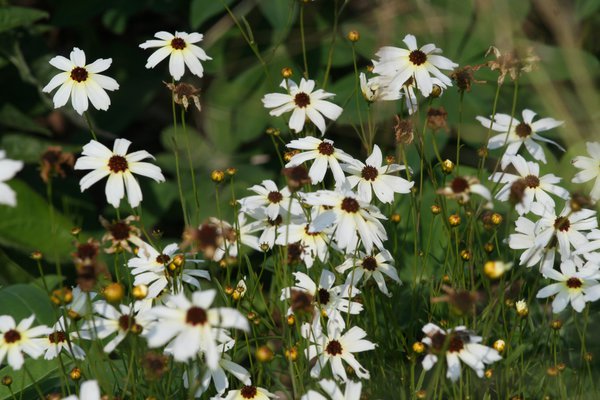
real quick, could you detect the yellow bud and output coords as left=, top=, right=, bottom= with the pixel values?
left=131, top=324, right=144, bottom=335
left=385, top=155, right=396, bottom=164
left=484, top=369, right=493, bottom=378
left=448, top=214, right=461, bottom=227
left=460, top=249, right=472, bottom=261
left=232, top=291, right=241, bottom=301
left=284, top=150, right=299, bottom=162
left=69, top=367, right=81, bottom=381
left=584, top=352, right=593, bottom=362
left=430, top=85, right=442, bottom=98
left=505, top=299, right=515, bottom=308
left=211, top=170, right=225, bottom=183
left=1, top=376, right=12, bottom=386
left=253, top=318, right=261, bottom=325
left=366, top=64, right=374, bottom=73
left=416, top=390, right=427, bottom=399
left=281, top=67, right=293, bottom=78
left=347, top=30, right=360, bottom=42
left=442, top=274, right=451, bottom=282
left=391, top=213, right=401, bottom=223
left=70, top=227, right=82, bottom=236
left=441, top=159, right=454, bottom=174
left=103, top=282, right=124, bottom=303
left=556, top=362, right=566, bottom=371
left=412, top=342, right=425, bottom=354
left=255, top=345, right=274, bottom=362
left=484, top=242, right=494, bottom=253
left=224, top=286, right=234, bottom=295
left=484, top=260, right=512, bottom=279
left=285, top=346, right=298, bottom=361
left=50, top=287, right=73, bottom=306
left=431, top=205, right=441, bottom=215
left=493, top=339, right=505, bottom=353
left=515, top=300, right=529, bottom=317
left=546, top=366, right=559, bottom=377
left=226, top=167, right=237, bottom=176
left=287, top=315, right=296, bottom=326
left=266, top=127, right=281, bottom=136
left=68, top=309, right=81, bottom=321
left=491, top=213, right=503, bottom=225
left=30, top=251, right=43, bottom=260
left=132, top=284, right=148, bottom=300
left=247, top=312, right=256, bottom=320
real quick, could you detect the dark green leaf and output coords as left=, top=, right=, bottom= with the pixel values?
left=0, top=104, right=52, bottom=136
left=0, top=6, right=48, bottom=34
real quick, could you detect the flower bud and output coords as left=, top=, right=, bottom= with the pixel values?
left=256, top=346, right=274, bottom=362
left=347, top=30, right=360, bottom=42
left=412, top=342, right=425, bottom=354
left=69, top=367, right=82, bottom=381
left=281, top=67, right=293, bottom=78
left=30, top=251, right=43, bottom=260
left=1, top=376, right=12, bottom=386
left=441, top=159, right=454, bottom=174
left=285, top=346, right=298, bottom=361
left=493, top=339, right=505, bottom=353
left=515, top=299, right=528, bottom=317
left=391, top=213, right=401, bottom=223
left=431, top=205, right=441, bottom=215
left=448, top=214, right=461, bottom=227
left=132, top=284, right=148, bottom=300
left=551, top=319, right=562, bottom=330
left=211, top=170, right=225, bottom=183
left=103, top=282, right=124, bottom=303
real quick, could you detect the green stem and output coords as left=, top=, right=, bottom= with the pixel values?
left=83, top=112, right=98, bottom=141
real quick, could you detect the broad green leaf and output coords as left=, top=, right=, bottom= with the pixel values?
left=0, top=104, right=52, bottom=136
left=0, top=284, right=54, bottom=324
left=190, top=0, right=235, bottom=30
left=1, top=133, right=79, bottom=164
left=0, top=357, right=62, bottom=400
left=0, top=6, right=48, bottom=33
left=0, top=248, right=33, bottom=285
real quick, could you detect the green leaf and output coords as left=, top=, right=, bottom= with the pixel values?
left=32, top=274, right=64, bottom=292
left=0, top=6, right=48, bottom=33
left=0, top=104, right=52, bottom=136
left=258, top=0, right=293, bottom=31
left=189, top=0, right=235, bottom=30
left=1, top=133, right=78, bottom=163
left=0, top=248, right=33, bottom=285
left=0, top=357, right=61, bottom=400
left=0, top=284, right=54, bottom=324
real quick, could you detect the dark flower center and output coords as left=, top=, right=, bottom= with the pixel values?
left=294, top=92, right=310, bottom=108
left=430, top=331, right=446, bottom=351
left=108, top=155, right=128, bottom=173
left=362, top=256, right=378, bottom=271
left=4, top=329, right=21, bottom=343
left=155, top=254, right=171, bottom=264
left=317, top=142, right=335, bottom=156
left=408, top=50, right=427, bottom=66
left=430, top=331, right=467, bottom=353
left=267, top=215, right=282, bottom=226
left=523, top=175, right=540, bottom=188
left=361, top=166, right=379, bottom=181
left=554, top=216, right=570, bottom=232
left=325, top=339, right=343, bottom=356
left=448, top=335, right=465, bottom=353
left=118, top=315, right=136, bottom=331
left=509, top=179, right=526, bottom=204
left=341, top=197, right=360, bottom=213
left=515, top=123, right=532, bottom=138
left=287, top=242, right=304, bottom=264
left=267, top=191, right=283, bottom=204
left=48, top=331, right=67, bottom=344
left=240, top=385, right=258, bottom=399
left=566, top=277, right=583, bottom=289
left=186, top=307, right=208, bottom=326
left=77, top=243, right=98, bottom=260
left=290, top=289, right=314, bottom=313
left=304, top=225, right=320, bottom=236
left=451, top=177, right=469, bottom=193
left=70, top=67, right=88, bottom=83
left=170, top=38, right=186, bottom=50
left=318, top=288, right=331, bottom=305
left=110, top=222, right=130, bottom=240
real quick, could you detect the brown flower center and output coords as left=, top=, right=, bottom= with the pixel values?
left=448, top=335, right=465, bottom=353
left=341, top=197, right=360, bottom=213
left=554, top=216, right=570, bottom=232
left=110, top=222, right=130, bottom=240
left=186, top=307, right=208, bottom=326
left=523, top=175, right=540, bottom=188
left=515, top=123, right=532, bottom=138
left=4, top=329, right=21, bottom=343
left=430, top=331, right=467, bottom=353
left=566, top=277, right=583, bottom=289
left=325, top=339, right=343, bottom=356
left=48, top=331, right=67, bottom=344
left=294, top=92, right=310, bottom=108
left=70, top=67, right=88, bottom=83
left=77, top=242, right=98, bottom=260
left=408, top=50, right=427, bottom=66
left=155, top=254, right=171, bottom=264
left=451, top=177, right=470, bottom=193
left=240, top=385, right=258, bottom=399
left=304, top=224, right=321, bottom=236
left=362, top=256, right=378, bottom=271
left=170, top=38, right=186, bottom=50
left=267, top=191, right=283, bottom=204
left=108, top=155, right=128, bottom=173
left=318, top=288, right=331, bottom=305
left=317, top=141, right=335, bottom=156
left=267, top=215, right=282, bottom=226
left=118, top=315, right=136, bottom=331
left=361, top=166, right=379, bottom=181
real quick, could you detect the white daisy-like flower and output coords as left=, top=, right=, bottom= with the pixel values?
left=238, top=179, right=302, bottom=220
left=209, top=214, right=261, bottom=261
left=359, top=73, right=400, bottom=103
left=508, top=215, right=556, bottom=271
left=243, top=207, right=289, bottom=251
left=262, top=78, right=343, bottom=135
left=62, top=380, right=101, bottom=400
left=42, top=47, right=119, bottom=115
left=74, top=138, right=165, bottom=208
left=342, top=144, right=413, bottom=203
left=0, top=150, right=24, bottom=207
left=145, top=290, right=249, bottom=368
left=372, top=34, right=458, bottom=97
left=421, top=323, right=501, bottom=382
left=301, top=379, right=362, bottom=400
left=128, top=241, right=210, bottom=299
left=436, top=175, right=492, bottom=205
left=477, top=109, right=564, bottom=167
left=536, top=258, right=600, bottom=313
left=285, top=137, right=356, bottom=186
left=44, top=317, right=85, bottom=360
left=80, top=302, right=151, bottom=353
left=139, top=31, right=211, bottom=80
left=301, top=322, right=376, bottom=381
left=62, top=286, right=97, bottom=320
left=572, top=142, right=600, bottom=201
left=0, top=315, right=51, bottom=370
left=336, top=249, right=401, bottom=297
left=221, top=384, right=277, bottom=400
left=281, top=270, right=363, bottom=330
left=575, top=229, right=600, bottom=261
left=490, top=155, right=569, bottom=214
left=398, top=75, right=446, bottom=115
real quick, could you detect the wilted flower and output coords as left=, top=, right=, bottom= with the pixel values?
left=485, top=46, right=539, bottom=85
left=426, top=107, right=449, bottom=132
left=164, top=81, right=202, bottom=111
left=450, top=65, right=485, bottom=92
left=100, top=215, right=143, bottom=254
left=359, top=73, right=400, bottom=103
left=40, top=146, right=74, bottom=183
left=394, top=115, right=414, bottom=144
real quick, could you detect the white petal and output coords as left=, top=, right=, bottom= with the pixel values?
left=169, top=52, right=185, bottom=81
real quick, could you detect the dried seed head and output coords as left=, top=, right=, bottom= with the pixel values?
left=426, top=107, right=448, bottom=132
left=394, top=115, right=414, bottom=144
left=450, top=65, right=485, bottom=93
left=282, top=165, right=311, bottom=192
left=40, top=146, right=74, bottom=183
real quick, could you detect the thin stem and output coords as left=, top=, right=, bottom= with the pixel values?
left=181, top=108, right=200, bottom=223
left=300, top=3, right=309, bottom=79
left=83, top=112, right=98, bottom=141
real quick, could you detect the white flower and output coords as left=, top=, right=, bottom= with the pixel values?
left=262, top=78, right=343, bottom=135
left=342, top=144, right=413, bottom=203
left=42, top=47, right=119, bottom=115
left=302, top=322, right=376, bottom=381
left=336, top=249, right=401, bottom=297
left=359, top=73, right=400, bottom=103
left=490, top=155, right=569, bottom=214
left=537, top=258, right=600, bottom=313
left=145, top=290, right=249, bottom=368
left=437, top=175, right=492, bottom=205
left=572, top=142, right=600, bottom=201
left=0, top=150, right=24, bottom=207
left=372, top=34, right=457, bottom=97
left=508, top=215, right=556, bottom=271
left=398, top=75, right=446, bottom=115
left=238, top=179, right=302, bottom=220
left=44, top=317, right=85, bottom=360
left=0, top=315, right=51, bottom=370
left=62, top=286, right=97, bottom=320
left=285, top=137, right=356, bottom=186
left=421, top=323, right=501, bottom=382
left=128, top=241, right=209, bottom=300
left=222, top=385, right=277, bottom=400
left=62, top=380, right=101, bottom=400
left=209, top=214, right=261, bottom=261
left=301, top=379, right=362, bottom=400
left=477, top=109, right=564, bottom=167
left=139, top=31, right=211, bottom=80
left=74, top=139, right=165, bottom=208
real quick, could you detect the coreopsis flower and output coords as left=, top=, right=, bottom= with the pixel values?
left=127, top=241, right=210, bottom=299
left=301, top=380, right=362, bottom=400
left=477, top=109, right=564, bottom=167
left=421, top=323, right=501, bottom=382
left=301, top=322, right=376, bottom=380
left=0, top=315, right=51, bottom=370
left=238, top=179, right=302, bottom=220
left=285, top=137, right=356, bottom=186
left=243, top=207, right=289, bottom=250
left=275, top=212, right=334, bottom=268
left=42, top=47, right=119, bottom=115
left=44, top=317, right=85, bottom=360
left=359, top=73, right=400, bottom=102
left=372, top=34, right=458, bottom=97
left=436, top=176, right=492, bottom=206
left=221, top=385, right=277, bottom=400
left=490, top=155, right=569, bottom=214
left=62, top=286, right=97, bottom=320
left=74, top=138, right=165, bottom=208
left=62, top=380, right=101, bottom=400
left=261, top=78, right=343, bottom=135
left=572, top=142, right=600, bottom=201
left=336, top=249, right=401, bottom=297
left=281, top=270, right=363, bottom=330
left=139, top=31, right=211, bottom=80
left=40, top=146, right=74, bottom=183
left=0, top=150, right=24, bottom=207
left=145, top=290, right=249, bottom=368
left=342, top=144, right=413, bottom=203
left=536, top=258, right=600, bottom=313
left=508, top=215, right=558, bottom=272
left=100, top=215, right=143, bottom=253
left=575, top=229, right=600, bottom=261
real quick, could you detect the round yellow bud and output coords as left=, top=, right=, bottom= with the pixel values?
left=556, top=362, right=566, bottom=371
left=484, top=369, right=493, bottom=378
left=285, top=347, right=298, bottom=361
left=431, top=205, right=441, bottom=215
left=385, top=155, right=396, bottom=164
left=247, top=312, right=256, bottom=320
left=224, top=286, right=234, bottom=295
left=1, top=376, right=12, bottom=386
left=30, top=251, right=43, bottom=260
left=546, top=366, right=559, bottom=377
left=232, top=291, right=241, bottom=301
left=281, top=67, right=293, bottom=78
left=366, top=64, right=374, bottom=73
left=412, top=342, right=425, bottom=354
left=70, top=227, right=82, bottom=236
left=430, top=85, right=442, bottom=98
left=103, top=283, right=124, bottom=303
left=50, top=287, right=73, bottom=306
left=255, top=346, right=274, bottom=362
left=46, top=394, right=61, bottom=400
left=441, top=159, right=454, bottom=174
left=347, top=30, right=360, bottom=42
left=460, top=249, right=472, bottom=261
left=493, top=339, right=505, bottom=353
left=584, top=352, right=593, bottom=362
left=477, top=147, right=489, bottom=158
left=484, top=260, right=512, bottom=279
left=253, top=318, right=261, bottom=326
left=266, top=127, right=281, bottom=136
left=448, top=214, right=461, bottom=227
left=391, top=213, right=401, bottom=223
left=132, top=284, right=148, bottom=300
left=505, top=299, right=515, bottom=308
left=69, top=367, right=81, bottom=381
left=259, top=242, right=270, bottom=252
left=131, top=323, right=144, bottom=335
left=416, top=390, right=427, bottom=399
left=211, top=170, right=225, bottom=183
left=283, top=150, right=299, bottom=162
left=491, top=213, right=503, bottom=225
left=287, top=315, right=296, bottom=326
left=484, top=242, right=494, bottom=253
left=442, top=274, right=451, bottom=282
left=67, top=309, right=81, bottom=321
left=226, top=167, right=237, bottom=176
